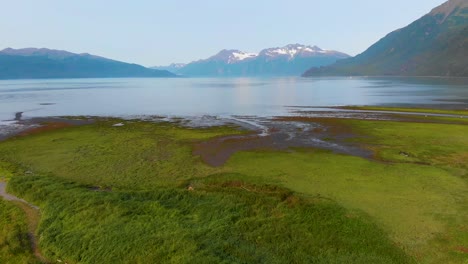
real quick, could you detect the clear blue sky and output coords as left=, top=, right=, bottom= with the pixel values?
left=0, top=0, right=446, bottom=66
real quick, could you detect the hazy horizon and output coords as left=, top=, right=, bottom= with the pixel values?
left=0, top=0, right=446, bottom=66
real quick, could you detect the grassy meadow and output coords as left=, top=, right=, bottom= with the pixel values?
left=0, top=116, right=467, bottom=263
left=227, top=118, right=468, bottom=263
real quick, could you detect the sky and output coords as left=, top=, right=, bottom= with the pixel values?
left=0, top=0, right=447, bottom=66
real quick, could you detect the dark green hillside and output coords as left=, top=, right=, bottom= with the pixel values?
left=0, top=48, right=175, bottom=79
left=303, top=0, right=468, bottom=77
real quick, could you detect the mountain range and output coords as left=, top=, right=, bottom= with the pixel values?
left=303, top=0, right=468, bottom=77
left=0, top=48, right=175, bottom=79
left=153, top=44, right=350, bottom=77
left=1, top=0, right=465, bottom=79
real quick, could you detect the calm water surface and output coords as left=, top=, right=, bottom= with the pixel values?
left=0, top=77, right=467, bottom=122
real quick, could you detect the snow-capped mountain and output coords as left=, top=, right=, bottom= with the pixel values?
left=159, top=44, right=350, bottom=76
left=260, top=44, right=340, bottom=59
left=204, top=49, right=258, bottom=64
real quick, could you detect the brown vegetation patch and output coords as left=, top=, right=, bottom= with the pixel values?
left=455, top=246, right=468, bottom=253
left=88, top=186, right=112, bottom=192
left=18, top=122, right=73, bottom=137
left=284, top=195, right=301, bottom=208
left=205, top=180, right=293, bottom=198
left=193, top=134, right=276, bottom=167
left=434, top=152, right=468, bottom=168
left=220, top=181, right=245, bottom=188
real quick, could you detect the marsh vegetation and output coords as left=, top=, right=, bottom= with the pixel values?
left=0, top=110, right=467, bottom=263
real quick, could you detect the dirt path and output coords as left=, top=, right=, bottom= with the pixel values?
left=0, top=182, right=39, bottom=209
left=0, top=181, right=48, bottom=263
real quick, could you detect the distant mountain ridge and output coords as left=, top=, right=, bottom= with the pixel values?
left=152, top=63, right=187, bottom=73
left=0, top=47, right=102, bottom=60
left=303, top=0, right=468, bottom=77
left=157, top=44, right=350, bottom=77
left=0, top=48, right=175, bottom=79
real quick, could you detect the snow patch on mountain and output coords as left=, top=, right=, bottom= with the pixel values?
left=231, top=51, right=258, bottom=62
left=261, top=44, right=334, bottom=59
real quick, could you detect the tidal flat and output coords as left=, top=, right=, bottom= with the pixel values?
left=0, top=108, right=467, bottom=263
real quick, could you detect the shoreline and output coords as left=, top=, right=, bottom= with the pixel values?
left=0, top=116, right=95, bottom=141
left=2, top=106, right=466, bottom=167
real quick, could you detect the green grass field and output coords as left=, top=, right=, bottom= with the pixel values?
left=0, top=117, right=467, bottom=263
left=6, top=174, right=411, bottom=264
